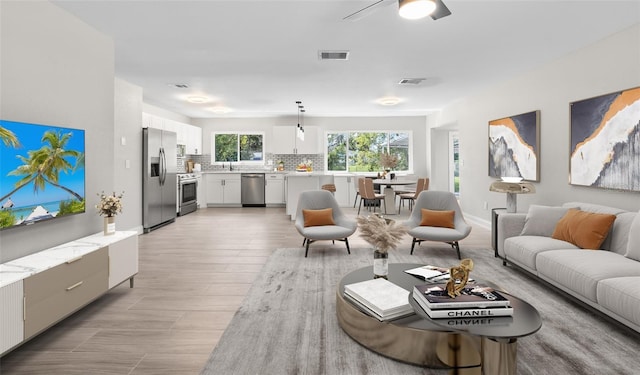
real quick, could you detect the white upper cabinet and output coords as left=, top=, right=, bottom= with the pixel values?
left=272, top=125, right=321, bottom=154
left=142, top=113, right=202, bottom=155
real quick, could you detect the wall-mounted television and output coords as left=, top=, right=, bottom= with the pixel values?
left=0, top=120, right=85, bottom=230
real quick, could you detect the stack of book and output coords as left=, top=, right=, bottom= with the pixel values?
left=412, top=283, right=513, bottom=319
left=344, top=278, right=414, bottom=321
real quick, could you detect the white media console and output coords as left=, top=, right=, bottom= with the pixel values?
left=0, top=231, right=138, bottom=356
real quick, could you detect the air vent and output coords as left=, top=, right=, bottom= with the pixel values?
left=168, top=83, right=189, bottom=89
left=398, top=78, right=426, bottom=85
left=319, top=50, right=350, bottom=60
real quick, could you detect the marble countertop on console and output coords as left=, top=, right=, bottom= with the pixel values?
left=0, top=231, right=137, bottom=288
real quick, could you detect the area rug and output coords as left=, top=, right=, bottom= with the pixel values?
left=201, top=245, right=640, bottom=375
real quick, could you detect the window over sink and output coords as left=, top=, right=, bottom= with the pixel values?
left=211, top=132, right=264, bottom=164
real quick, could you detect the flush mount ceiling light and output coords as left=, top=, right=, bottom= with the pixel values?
left=398, top=0, right=436, bottom=20
left=208, top=106, right=232, bottom=114
left=186, top=96, right=209, bottom=104
left=376, top=97, right=402, bottom=106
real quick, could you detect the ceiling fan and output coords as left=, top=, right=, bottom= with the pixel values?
left=343, top=0, right=451, bottom=22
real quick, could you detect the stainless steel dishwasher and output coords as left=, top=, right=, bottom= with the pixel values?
left=241, top=173, right=266, bottom=207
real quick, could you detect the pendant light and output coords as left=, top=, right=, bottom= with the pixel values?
left=398, top=0, right=436, bottom=20
left=296, top=101, right=305, bottom=141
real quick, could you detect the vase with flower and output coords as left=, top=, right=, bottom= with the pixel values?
left=356, top=213, right=407, bottom=279
left=96, top=191, right=124, bottom=235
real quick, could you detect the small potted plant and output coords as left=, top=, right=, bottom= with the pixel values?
left=96, top=191, right=124, bottom=235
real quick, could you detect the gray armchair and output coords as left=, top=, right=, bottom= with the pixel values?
left=404, top=190, right=472, bottom=259
left=295, top=190, right=357, bottom=257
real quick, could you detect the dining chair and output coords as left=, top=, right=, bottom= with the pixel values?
left=358, top=178, right=386, bottom=215
left=397, top=177, right=429, bottom=214
left=403, top=190, right=472, bottom=259
left=353, top=177, right=362, bottom=208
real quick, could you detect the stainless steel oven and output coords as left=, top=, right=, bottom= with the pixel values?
left=177, top=174, right=198, bottom=216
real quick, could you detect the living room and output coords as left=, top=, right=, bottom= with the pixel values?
left=1, top=1, right=639, bottom=374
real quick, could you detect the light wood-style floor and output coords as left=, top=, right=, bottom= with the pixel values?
left=0, top=206, right=490, bottom=374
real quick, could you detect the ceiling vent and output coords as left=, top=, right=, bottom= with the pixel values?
left=168, top=83, right=189, bottom=89
left=319, top=50, right=349, bottom=61
left=398, top=78, right=426, bottom=85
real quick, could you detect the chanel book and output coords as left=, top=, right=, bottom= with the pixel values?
left=413, top=283, right=510, bottom=309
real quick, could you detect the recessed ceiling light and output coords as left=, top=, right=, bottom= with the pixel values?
left=376, top=97, right=402, bottom=106
left=186, top=96, right=209, bottom=104
left=208, top=106, right=232, bottom=114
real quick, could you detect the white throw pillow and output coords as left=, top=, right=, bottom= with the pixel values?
left=520, top=205, right=573, bottom=237
left=624, top=210, right=640, bottom=261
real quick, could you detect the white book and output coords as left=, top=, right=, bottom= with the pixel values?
left=344, top=293, right=414, bottom=321
left=344, top=278, right=411, bottom=317
left=412, top=292, right=513, bottom=319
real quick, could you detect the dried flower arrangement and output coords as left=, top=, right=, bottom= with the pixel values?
left=380, top=152, right=399, bottom=170
left=356, top=214, right=407, bottom=253
left=96, top=191, right=124, bottom=217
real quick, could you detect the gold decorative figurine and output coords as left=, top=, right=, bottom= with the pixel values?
left=446, top=258, right=474, bottom=298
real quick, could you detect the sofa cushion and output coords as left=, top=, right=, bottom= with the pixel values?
left=597, top=277, right=640, bottom=328
left=625, top=211, right=640, bottom=261
left=520, top=205, right=572, bottom=237
left=504, top=236, right=579, bottom=272
left=536, top=250, right=640, bottom=302
left=609, top=212, right=637, bottom=255
left=563, top=202, right=626, bottom=250
left=552, top=209, right=616, bottom=249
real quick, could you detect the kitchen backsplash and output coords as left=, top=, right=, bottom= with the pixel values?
left=178, top=153, right=324, bottom=173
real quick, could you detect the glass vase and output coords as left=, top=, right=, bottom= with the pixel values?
left=373, top=249, right=388, bottom=279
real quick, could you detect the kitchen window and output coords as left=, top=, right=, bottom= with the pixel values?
left=211, top=132, right=264, bottom=164
left=326, top=131, right=411, bottom=172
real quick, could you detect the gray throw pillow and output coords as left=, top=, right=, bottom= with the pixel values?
left=624, top=211, right=640, bottom=261
left=520, top=205, right=573, bottom=237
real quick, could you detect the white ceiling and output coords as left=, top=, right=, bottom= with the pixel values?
left=51, top=0, right=640, bottom=119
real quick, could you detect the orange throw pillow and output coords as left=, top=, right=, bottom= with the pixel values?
left=551, top=209, right=616, bottom=249
left=420, top=209, right=455, bottom=228
left=303, top=208, right=335, bottom=227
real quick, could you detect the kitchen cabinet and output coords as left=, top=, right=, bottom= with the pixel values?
left=333, top=175, right=358, bottom=207
left=0, top=281, right=23, bottom=355
left=185, top=125, right=202, bottom=155
left=143, top=113, right=202, bottom=155
left=272, top=126, right=321, bottom=154
left=265, top=173, right=285, bottom=205
left=205, top=174, right=241, bottom=206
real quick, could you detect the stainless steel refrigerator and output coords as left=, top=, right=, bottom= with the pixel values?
left=143, top=127, right=177, bottom=232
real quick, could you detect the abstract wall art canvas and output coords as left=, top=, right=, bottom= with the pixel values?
left=488, top=110, right=540, bottom=181
left=570, top=87, right=640, bottom=191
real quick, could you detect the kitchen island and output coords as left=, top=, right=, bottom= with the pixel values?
left=285, top=172, right=336, bottom=220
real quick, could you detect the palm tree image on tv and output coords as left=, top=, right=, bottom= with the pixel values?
left=0, top=120, right=86, bottom=229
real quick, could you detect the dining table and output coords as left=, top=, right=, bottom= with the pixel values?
left=372, top=178, right=417, bottom=214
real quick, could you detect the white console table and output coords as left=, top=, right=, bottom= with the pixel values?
left=0, top=231, right=138, bottom=356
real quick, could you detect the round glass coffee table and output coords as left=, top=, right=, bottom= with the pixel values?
left=336, top=263, right=542, bottom=375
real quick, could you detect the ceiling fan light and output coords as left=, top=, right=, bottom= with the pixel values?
left=398, top=0, right=436, bottom=20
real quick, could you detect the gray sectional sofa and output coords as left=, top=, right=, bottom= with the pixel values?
left=496, top=202, right=640, bottom=333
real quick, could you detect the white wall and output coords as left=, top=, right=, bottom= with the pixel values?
left=114, top=78, right=144, bottom=232
left=0, top=1, right=115, bottom=262
left=433, top=24, right=640, bottom=223
left=192, top=115, right=430, bottom=177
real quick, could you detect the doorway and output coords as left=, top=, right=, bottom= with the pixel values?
left=449, top=131, right=460, bottom=196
